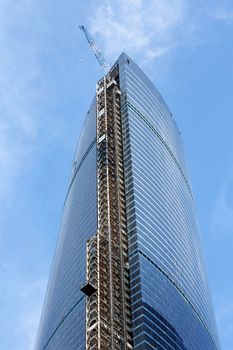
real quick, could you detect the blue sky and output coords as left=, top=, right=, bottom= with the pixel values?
left=0, top=1, right=232, bottom=349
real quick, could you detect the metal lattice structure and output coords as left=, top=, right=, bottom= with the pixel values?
left=82, top=68, right=133, bottom=350
left=79, top=25, right=110, bottom=74
left=79, top=27, right=132, bottom=349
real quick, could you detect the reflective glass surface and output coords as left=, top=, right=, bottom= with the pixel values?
left=35, top=99, right=97, bottom=350
left=36, top=53, right=220, bottom=350
left=118, top=53, right=220, bottom=350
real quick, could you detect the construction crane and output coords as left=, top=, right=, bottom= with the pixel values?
left=79, top=25, right=110, bottom=75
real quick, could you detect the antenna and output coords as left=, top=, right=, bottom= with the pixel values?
left=79, top=25, right=110, bottom=75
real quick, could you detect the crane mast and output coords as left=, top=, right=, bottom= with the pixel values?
left=79, top=25, right=110, bottom=74
left=79, top=25, right=133, bottom=350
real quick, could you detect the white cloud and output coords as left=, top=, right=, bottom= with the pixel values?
left=16, top=278, right=47, bottom=350
left=0, top=2, right=74, bottom=348
left=0, top=0, right=66, bottom=198
left=88, top=0, right=233, bottom=67
left=215, top=299, right=233, bottom=340
left=89, top=0, right=202, bottom=64
left=211, top=1, right=233, bottom=23
left=0, top=0, right=43, bottom=195
left=212, top=176, right=233, bottom=235
left=0, top=3, right=50, bottom=348
left=0, top=271, right=47, bottom=350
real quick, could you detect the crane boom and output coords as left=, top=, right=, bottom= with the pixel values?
left=79, top=25, right=110, bottom=74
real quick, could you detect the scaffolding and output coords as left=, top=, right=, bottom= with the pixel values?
left=82, top=67, right=133, bottom=350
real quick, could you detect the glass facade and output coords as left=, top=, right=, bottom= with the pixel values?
left=35, top=53, right=220, bottom=350
left=118, top=53, right=220, bottom=350
left=35, top=99, right=97, bottom=350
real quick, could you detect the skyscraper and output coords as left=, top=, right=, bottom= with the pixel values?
left=35, top=53, right=220, bottom=350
